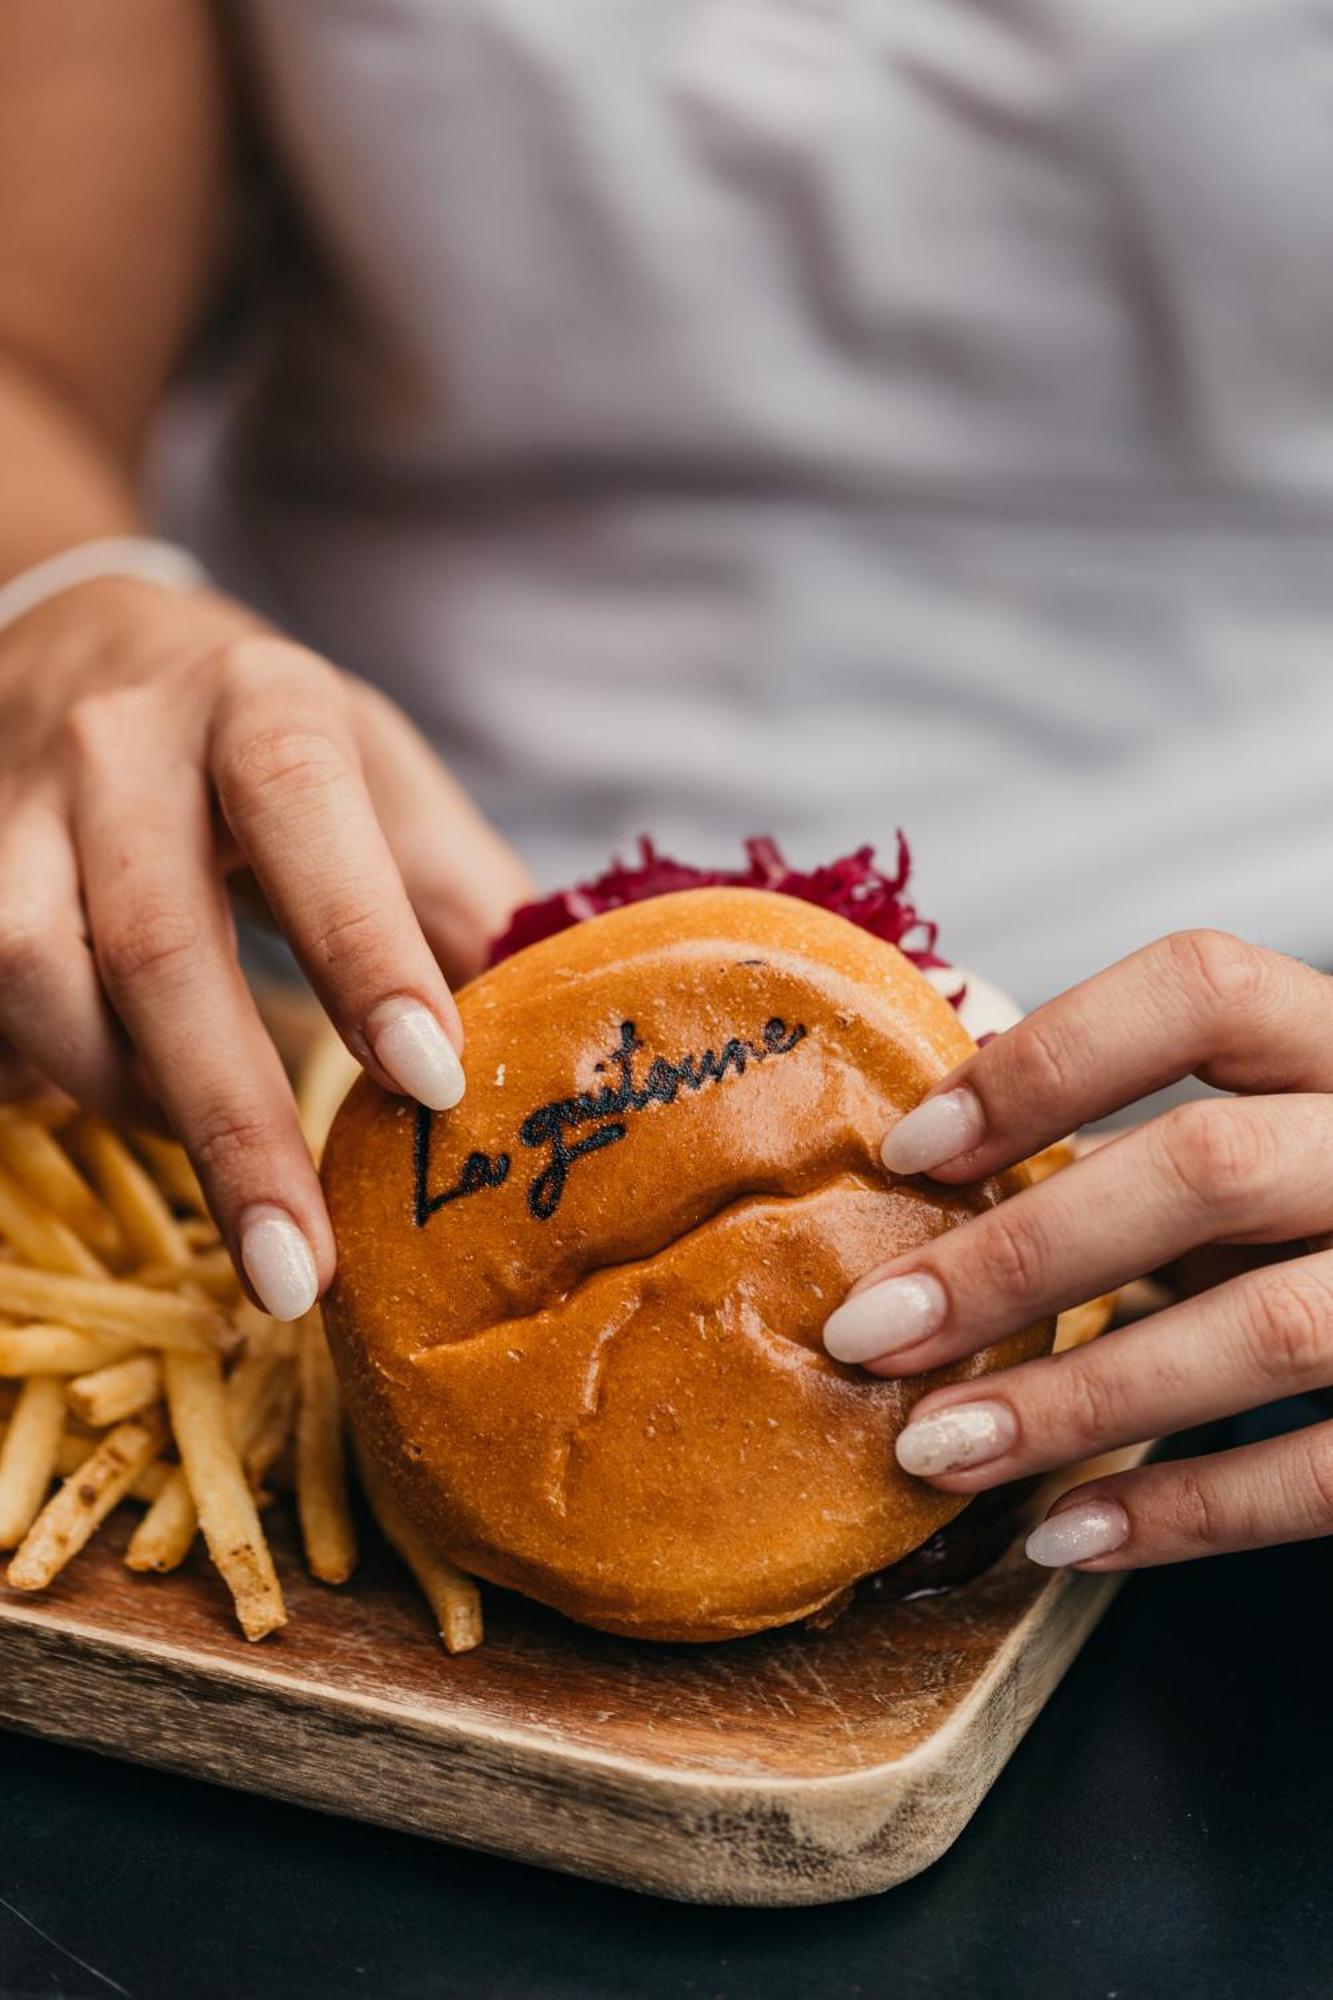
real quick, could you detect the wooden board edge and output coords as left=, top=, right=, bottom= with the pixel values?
left=0, top=1559, right=1123, bottom=1907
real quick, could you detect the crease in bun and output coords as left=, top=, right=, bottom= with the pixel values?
left=322, top=888, right=1054, bottom=1642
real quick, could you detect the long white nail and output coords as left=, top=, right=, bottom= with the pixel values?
left=881, top=1086, right=984, bottom=1176
left=896, top=1399, right=1017, bottom=1477
left=1025, top=1499, right=1129, bottom=1568
left=240, top=1205, right=319, bottom=1322
left=823, top=1273, right=946, bottom=1365
left=368, top=998, right=465, bottom=1111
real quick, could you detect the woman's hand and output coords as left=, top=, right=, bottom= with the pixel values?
left=823, top=931, right=1333, bottom=1571
left=0, top=576, right=533, bottom=1316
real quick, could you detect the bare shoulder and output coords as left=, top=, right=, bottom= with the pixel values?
left=0, top=0, right=236, bottom=452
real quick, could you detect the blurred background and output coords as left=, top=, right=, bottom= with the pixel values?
left=146, top=0, right=1333, bottom=1007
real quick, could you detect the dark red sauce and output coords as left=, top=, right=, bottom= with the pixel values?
left=869, top=1481, right=1040, bottom=1602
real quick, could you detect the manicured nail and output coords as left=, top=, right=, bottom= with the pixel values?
left=239, top=1205, right=319, bottom=1322
left=881, top=1086, right=984, bottom=1175
left=368, top=998, right=465, bottom=1111
left=895, top=1399, right=1017, bottom=1477
left=1025, top=1498, right=1129, bottom=1568
left=823, top=1273, right=947, bottom=1366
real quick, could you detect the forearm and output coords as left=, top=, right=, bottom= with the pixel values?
left=0, top=348, right=141, bottom=584
left=0, top=0, right=235, bottom=588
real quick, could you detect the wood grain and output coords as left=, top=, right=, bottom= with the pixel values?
left=0, top=994, right=1139, bottom=1902
left=0, top=1455, right=1142, bottom=1905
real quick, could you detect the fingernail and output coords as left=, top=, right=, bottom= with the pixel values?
left=368, top=998, right=465, bottom=1111
left=895, top=1399, right=1017, bottom=1477
left=1025, top=1498, right=1130, bottom=1568
left=881, top=1086, right=984, bottom=1175
left=823, top=1273, right=947, bottom=1366
left=239, top=1205, right=319, bottom=1322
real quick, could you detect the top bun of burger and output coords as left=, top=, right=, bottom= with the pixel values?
left=321, top=888, right=1052, bottom=1642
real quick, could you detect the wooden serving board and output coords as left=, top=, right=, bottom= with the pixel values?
left=0, top=1446, right=1144, bottom=1906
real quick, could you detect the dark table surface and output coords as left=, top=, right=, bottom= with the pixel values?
left=3, top=1403, right=1330, bottom=2000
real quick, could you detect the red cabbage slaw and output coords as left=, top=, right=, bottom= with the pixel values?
left=488, top=833, right=953, bottom=980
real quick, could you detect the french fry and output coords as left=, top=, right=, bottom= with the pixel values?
left=231, top=1299, right=297, bottom=1362
left=0, top=1110, right=126, bottom=1265
left=296, top=1311, right=357, bottom=1584
left=1023, top=1139, right=1076, bottom=1184
left=6, top=1407, right=168, bottom=1590
left=130, top=1131, right=208, bottom=1216
left=66, top=1352, right=164, bottom=1427
left=161, top=1349, right=286, bottom=1638
left=0, top=1163, right=109, bottom=1279
left=243, top=1361, right=297, bottom=1488
left=0, top=1084, right=484, bottom=1643
left=0, top=1265, right=231, bottom=1351
left=136, top=1247, right=240, bottom=1301
left=123, top=1465, right=195, bottom=1571
left=296, top=1025, right=360, bottom=1164
left=0, top=1375, right=66, bottom=1547
left=7, top=1095, right=73, bottom=1129
left=66, top=1119, right=192, bottom=1269
left=50, top=1430, right=170, bottom=1502
left=126, top=1354, right=289, bottom=1574
left=1054, top=1293, right=1117, bottom=1353
left=0, top=1325, right=139, bottom=1376
left=265, top=1440, right=294, bottom=1492
left=354, top=1437, right=482, bottom=1655
left=1030, top=1144, right=1120, bottom=1348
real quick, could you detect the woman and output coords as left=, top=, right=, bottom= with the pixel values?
left=2, top=0, right=1332, bottom=1575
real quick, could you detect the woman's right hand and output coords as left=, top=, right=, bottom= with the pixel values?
left=0, top=575, right=534, bottom=1317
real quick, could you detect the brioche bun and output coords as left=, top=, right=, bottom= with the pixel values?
left=321, top=889, right=1053, bottom=1642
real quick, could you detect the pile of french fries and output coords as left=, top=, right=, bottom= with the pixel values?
left=0, top=1059, right=482, bottom=1653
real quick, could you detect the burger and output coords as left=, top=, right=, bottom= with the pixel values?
left=321, top=840, right=1074, bottom=1643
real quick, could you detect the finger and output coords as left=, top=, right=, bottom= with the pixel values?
left=209, top=641, right=467, bottom=1110
left=0, top=794, right=156, bottom=1122
left=881, top=931, right=1333, bottom=1184
left=823, top=1094, right=1333, bottom=1373
left=70, top=689, right=331, bottom=1317
left=0, top=1041, right=38, bottom=1098
left=350, top=679, right=534, bottom=984
left=1020, top=1418, right=1333, bottom=1570
left=886, top=1250, right=1333, bottom=1491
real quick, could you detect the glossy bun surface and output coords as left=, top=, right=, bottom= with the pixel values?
left=322, top=889, right=1052, bottom=1640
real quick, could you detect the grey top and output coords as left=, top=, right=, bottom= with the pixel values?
left=175, top=0, right=1333, bottom=1000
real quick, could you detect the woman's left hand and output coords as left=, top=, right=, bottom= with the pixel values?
left=822, top=930, right=1333, bottom=1572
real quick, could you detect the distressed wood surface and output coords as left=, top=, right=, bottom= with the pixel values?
left=0, top=995, right=1139, bottom=1901
left=0, top=1449, right=1143, bottom=1905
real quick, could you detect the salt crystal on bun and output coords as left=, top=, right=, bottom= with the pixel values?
left=322, top=858, right=1053, bottom=1643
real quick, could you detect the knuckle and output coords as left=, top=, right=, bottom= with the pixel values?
left=61, top=689, right=140, bottom=762
left=217, top=723, right=346, bottom=811
left=97, top=902, right=205, bottom=987
left=1050, top=1355, right=1123, bottom=1453
left=308, top=902, right=385, bottom=981
left=1163, top=928, right=1268, bottom=1021
left=1243, top=1270, right=1333, bottom=1387
left=1301, top=1431, right=1333, bottom=1526
left=982, top=1202, right=1049, bottom=1302
left=1167, top=1464, right=1221, bottom=1551
left=1013, top=1012, right=1080, bottom=1106
left=60, top=695, right=103, bottom=758
left=187, top=1103, right=276, bottom=1187
left=1156, top=1100, right=1276, bottom=1215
